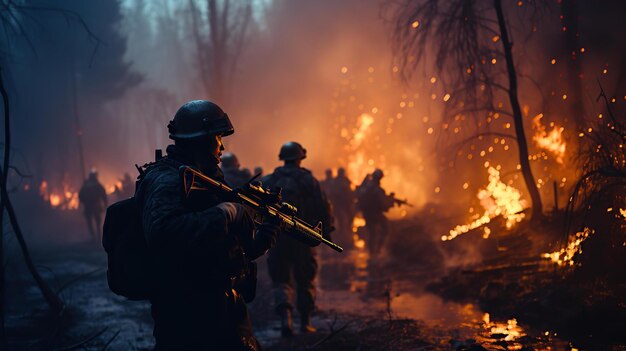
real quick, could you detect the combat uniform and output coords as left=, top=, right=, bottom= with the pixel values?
left=223, top=167, right=252, bottom=189
left=137, top=145, right=271, bottom=350
left=135, top=100, right=278, bottom=350
left=261, top=164, right=332, bottom=332
left=329, top=169, right=355, bottom=248
left=356, top=172, right=393, bottom=257
left=78, top=172, right=108, bottom=240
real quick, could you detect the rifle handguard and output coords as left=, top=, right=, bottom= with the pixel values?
left=181, top=166, right=343, bottom=253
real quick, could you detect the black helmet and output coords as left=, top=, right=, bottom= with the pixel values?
left=168, top=100, right=234, bottom=140
left=372, top=168, right=384, bottom=180
left=279, top=141, right=307, bottom=161
left=220, top=152, right=240, bottom=169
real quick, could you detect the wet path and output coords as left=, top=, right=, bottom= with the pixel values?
left=312, top=248, right=575, bottom=350
left=7, top=241, right=579, bottom=350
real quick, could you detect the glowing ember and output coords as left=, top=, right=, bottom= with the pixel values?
left=442, top=167, right=526, bottom=241
left=532, top=113, right=566, bottom=164
left=541, top=227, right=594, bottom=266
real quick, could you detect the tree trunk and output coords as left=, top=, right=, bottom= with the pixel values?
left=494, top=0, right=543, bottom=219
left=560, top=0, right=586, bottom=130
left=0, top=68, right=65, bottom=315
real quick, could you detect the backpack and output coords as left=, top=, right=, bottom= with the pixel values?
left=102, top=196, right=153, bottom=300
left=101, top=152, right=163, bottom=300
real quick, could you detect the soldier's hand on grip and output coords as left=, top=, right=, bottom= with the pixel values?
left=256, top=213, right=281, bottom=249
left=216, top=202, right=254, bottom=234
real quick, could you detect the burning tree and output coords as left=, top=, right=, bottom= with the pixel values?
left=388, top=0, right=547, bottom=219
left=560, top=86, right=626, bottom=276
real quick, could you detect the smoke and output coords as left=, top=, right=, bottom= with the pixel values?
left=4, top=0, right=626, bottom=244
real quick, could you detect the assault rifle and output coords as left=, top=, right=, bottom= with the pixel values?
left=389, top=192, right=413, bottom=207
left=181, top=166, right=343, bottom=253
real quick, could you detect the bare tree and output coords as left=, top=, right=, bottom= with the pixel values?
left=0, top=1, right=102, bottom=345
left=389, top=0, right=546, bottom=218
left=187, top=0, right=252, bottom=106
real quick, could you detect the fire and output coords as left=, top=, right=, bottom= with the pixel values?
left=39, top=180, right=79, bottom=210
left=482, top=313, right=526, bottom=342
left=532, top=113, right=566, bottom=164
left=541, top=227, right=594, bottom=266
left=106, top=181, right=123, bottom=195
left=342, top=113, right=376, bottom=185
left=442, top=167, right=526, bottom=241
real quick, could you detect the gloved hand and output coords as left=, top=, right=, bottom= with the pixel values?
left=257, top=213, right=281, bottom=246
left=216, top=202, right=254, bottom=236
left=242, top=214, right=281, bottom=260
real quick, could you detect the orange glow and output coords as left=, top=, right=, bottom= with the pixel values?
left=442, top=167, right=526, bottom=241
left=532, top=114, right=566, bottom=164
left=352, top=215, right=366, bottom=249
left=483, top=313, right=526, bottom=342
left=542, top=227, right=594, bottom=266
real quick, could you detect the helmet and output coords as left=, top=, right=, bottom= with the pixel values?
left=168, top=100, right=234, bottom=140
left=88, top=169, right=98, bottom=180
left=337, top=167, right=346, bottom=177
left=220, top=152, right=240, bottom=169
left=372, top=168, right=384, bottom=180
left=279, top=141, right=307, bottom=161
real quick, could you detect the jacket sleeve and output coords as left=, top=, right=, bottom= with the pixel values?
left=137, top=168, right=233, bottom=262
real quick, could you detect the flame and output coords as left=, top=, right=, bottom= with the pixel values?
left=482, top=313, right=526, bottom=342
left=38, top=180, right=80, bottom=210
left=541, top=227, right=594, bottom=266
left=532, top=114, right=566, bottom=164
left=442, top=167, right=526, bottom=241
left=342, top=113, right=376, bottom=185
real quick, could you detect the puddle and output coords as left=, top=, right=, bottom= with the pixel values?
left=318, top=247, right=579, bottom=350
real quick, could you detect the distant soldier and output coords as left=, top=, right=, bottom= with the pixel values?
left=253, top=166, right=263, bottom=177
left=356, top=169, right=393, bottom=257
left=221, top=152, right=252, bottom=188
left=319, top=169, right=334, bottom=205
left=332, top=167, right=355, bottom=247
left=261, top=141, right=333, bottom=337
left=115, top=172, right=134, bottom=200
left=79, top=170, right=108, bottom=240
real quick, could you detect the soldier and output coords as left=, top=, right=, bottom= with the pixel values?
left=78, top=170, right=108, bottom=241
left=319, top=169, right=334, bottom=196
left=261, top=141, right=333, bottom=337
left=332, top=167, right=355, bottom=247
left=135, top=100, right=280, bottom=350
left=356, top=169, right=394, bottom=257
left=221, top=152, right=252, bottom=188
left=253, top=166, right=263, bottom=177
left=114, top=172, right=134, bottom=200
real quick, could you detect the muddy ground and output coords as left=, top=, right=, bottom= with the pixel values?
left=4, top=211, right=626, bottom=350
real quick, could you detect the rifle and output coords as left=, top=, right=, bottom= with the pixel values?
left=181, top=166, right=343, bottom=253
left=389, top=192, right=413, bottom=207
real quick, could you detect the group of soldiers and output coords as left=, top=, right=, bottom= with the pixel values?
left=100, top=100, right=406, bottom=350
